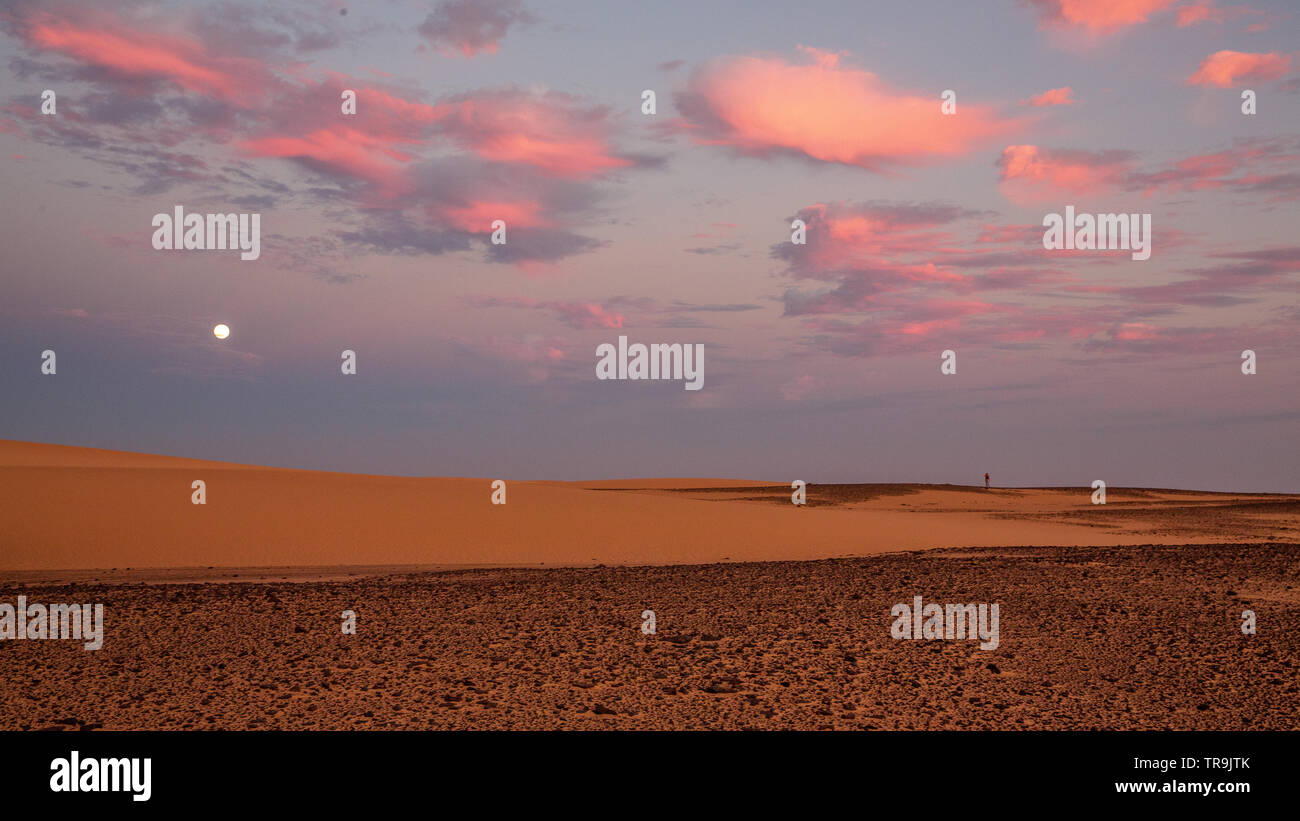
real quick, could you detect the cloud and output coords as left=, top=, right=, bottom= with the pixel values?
left=671, top=47, right=1021, bottom=171
left=1175, top=2, right=1267, bottom=27
left=771, top=201, right=1009, bottom=321
left=775, top=200, right=983, bottom=273
left=993, top=136, right=1300, bottom=203
left=484, top=228, right=606, bottom=265
left=975, top=224, right=1043, bottom=244
left=239, top=126, right=419, bottom=197
left=336, top=212, right=474, bottom=256
left=1187, top=50, right=1292, bottom=88
left=426, top=89, right=647, bottom=179
left=235, top=83, right=649, bottom=206
left=767, top=195, right=1298, bottom=360
left=258, top=233, right=366, bottom=284
left=769, top=200, right=1076, bottom=315
left=445, top=334, right=566, bottom=384
left=1177, top=1, right=1224, bottom=25
left=465, top=295, right=762, bottom=330
left=1117, top=247, right=1300, bottom=307
left=546, top=302, right=626, bottom=329
left=1020, top=86, right=1076, bottom=107
left=996, top=140, right=1300, bottom=204
left=669, top=302, right=761, bottom=313
left=996, top=145, right=1135, bottom=202
left=1126, top=138, right=1300, bottom=197
left=3, top=2, right=650, bottom=266
left=441, top=198, right=546, bottom=231
left=1025, top=0, right=1177, bottom=35
left=466, top=296, right=626, bottom=329
left=9, top=5, right=272, bottom=103
left=417, top=0, right=535, bottom=57
left=330, top=154, right=612, bottom=265
left=684, top=243, right=740, bottom=255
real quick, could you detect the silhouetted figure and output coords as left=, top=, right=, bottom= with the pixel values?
left=984, top=472, right=990, bottom=489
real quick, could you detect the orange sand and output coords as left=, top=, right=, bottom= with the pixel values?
left=1, top=439, right=1295, bottom=571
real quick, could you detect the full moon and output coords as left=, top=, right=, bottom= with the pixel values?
left=213, top=323, right=230, bottom=340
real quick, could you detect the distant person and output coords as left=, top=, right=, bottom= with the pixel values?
left=984, top=473, right=990, bottom=489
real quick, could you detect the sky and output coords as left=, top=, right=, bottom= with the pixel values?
left=0, top=0, right=1296, bottom=491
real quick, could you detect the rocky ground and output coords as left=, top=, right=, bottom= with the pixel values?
left=2, top=543, right=1297, bottom=730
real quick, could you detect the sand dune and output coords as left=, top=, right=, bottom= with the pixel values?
left=2, top=439, right=1296, bottom=572
left=0, top=438, right=262, bottom=470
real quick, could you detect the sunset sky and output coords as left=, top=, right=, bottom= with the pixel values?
left=1, top=0, right=1296, bottom=491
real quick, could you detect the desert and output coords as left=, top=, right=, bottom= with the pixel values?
left=1, top=439, right=1297, bottom=730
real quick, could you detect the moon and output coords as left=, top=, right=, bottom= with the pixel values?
left=213, top=323, right=230, bottom=340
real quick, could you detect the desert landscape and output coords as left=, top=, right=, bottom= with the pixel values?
left=3, top=439, right=1296, bottom=571
left=1, top=439, right=1298, bottom=730
left=1, top=545, right=1297, bottom=730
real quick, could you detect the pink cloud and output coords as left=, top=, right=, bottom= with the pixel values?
left=237, top=84, right=637, bottom=200
left=240, top=127, right=418, bottom=197
left=17, top=10, right=268, bottom=103
left=996, top=138, right=1298, bottom=203
left=464, top=296, right=627, bottom=329
left=6, top=4, right=641, bottom=266
left=1175, top=2, right=1267, bottom=27
left=673, top=48, right=1021, bottom=172
left=777, top=201, right=980, bottom=289
left=548, top=302, right=625, bottom=330
left=1113, top=322, right=1160, bottom=340
left=996, top=145, right=1134, bottom=203
left=438, top=199, right=546, bottom=232
left=769, top=198, right=1299, bottom=360
left=1126, top=138, right=1300, bottom=198
left=1187, top=50, right=1292, bottom=87
left=427, top=91, right=638, bottom=179
left=1020, top=86, right=1076, bottom=107
left=1026, top=0, right=1177, bottom=34
left=1178, top=1, right=1227, bottom=25
left=769, top=201, right=1070, bottom=332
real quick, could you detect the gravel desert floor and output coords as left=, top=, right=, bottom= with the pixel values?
left=3, top=542, right=1297, bottom=730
